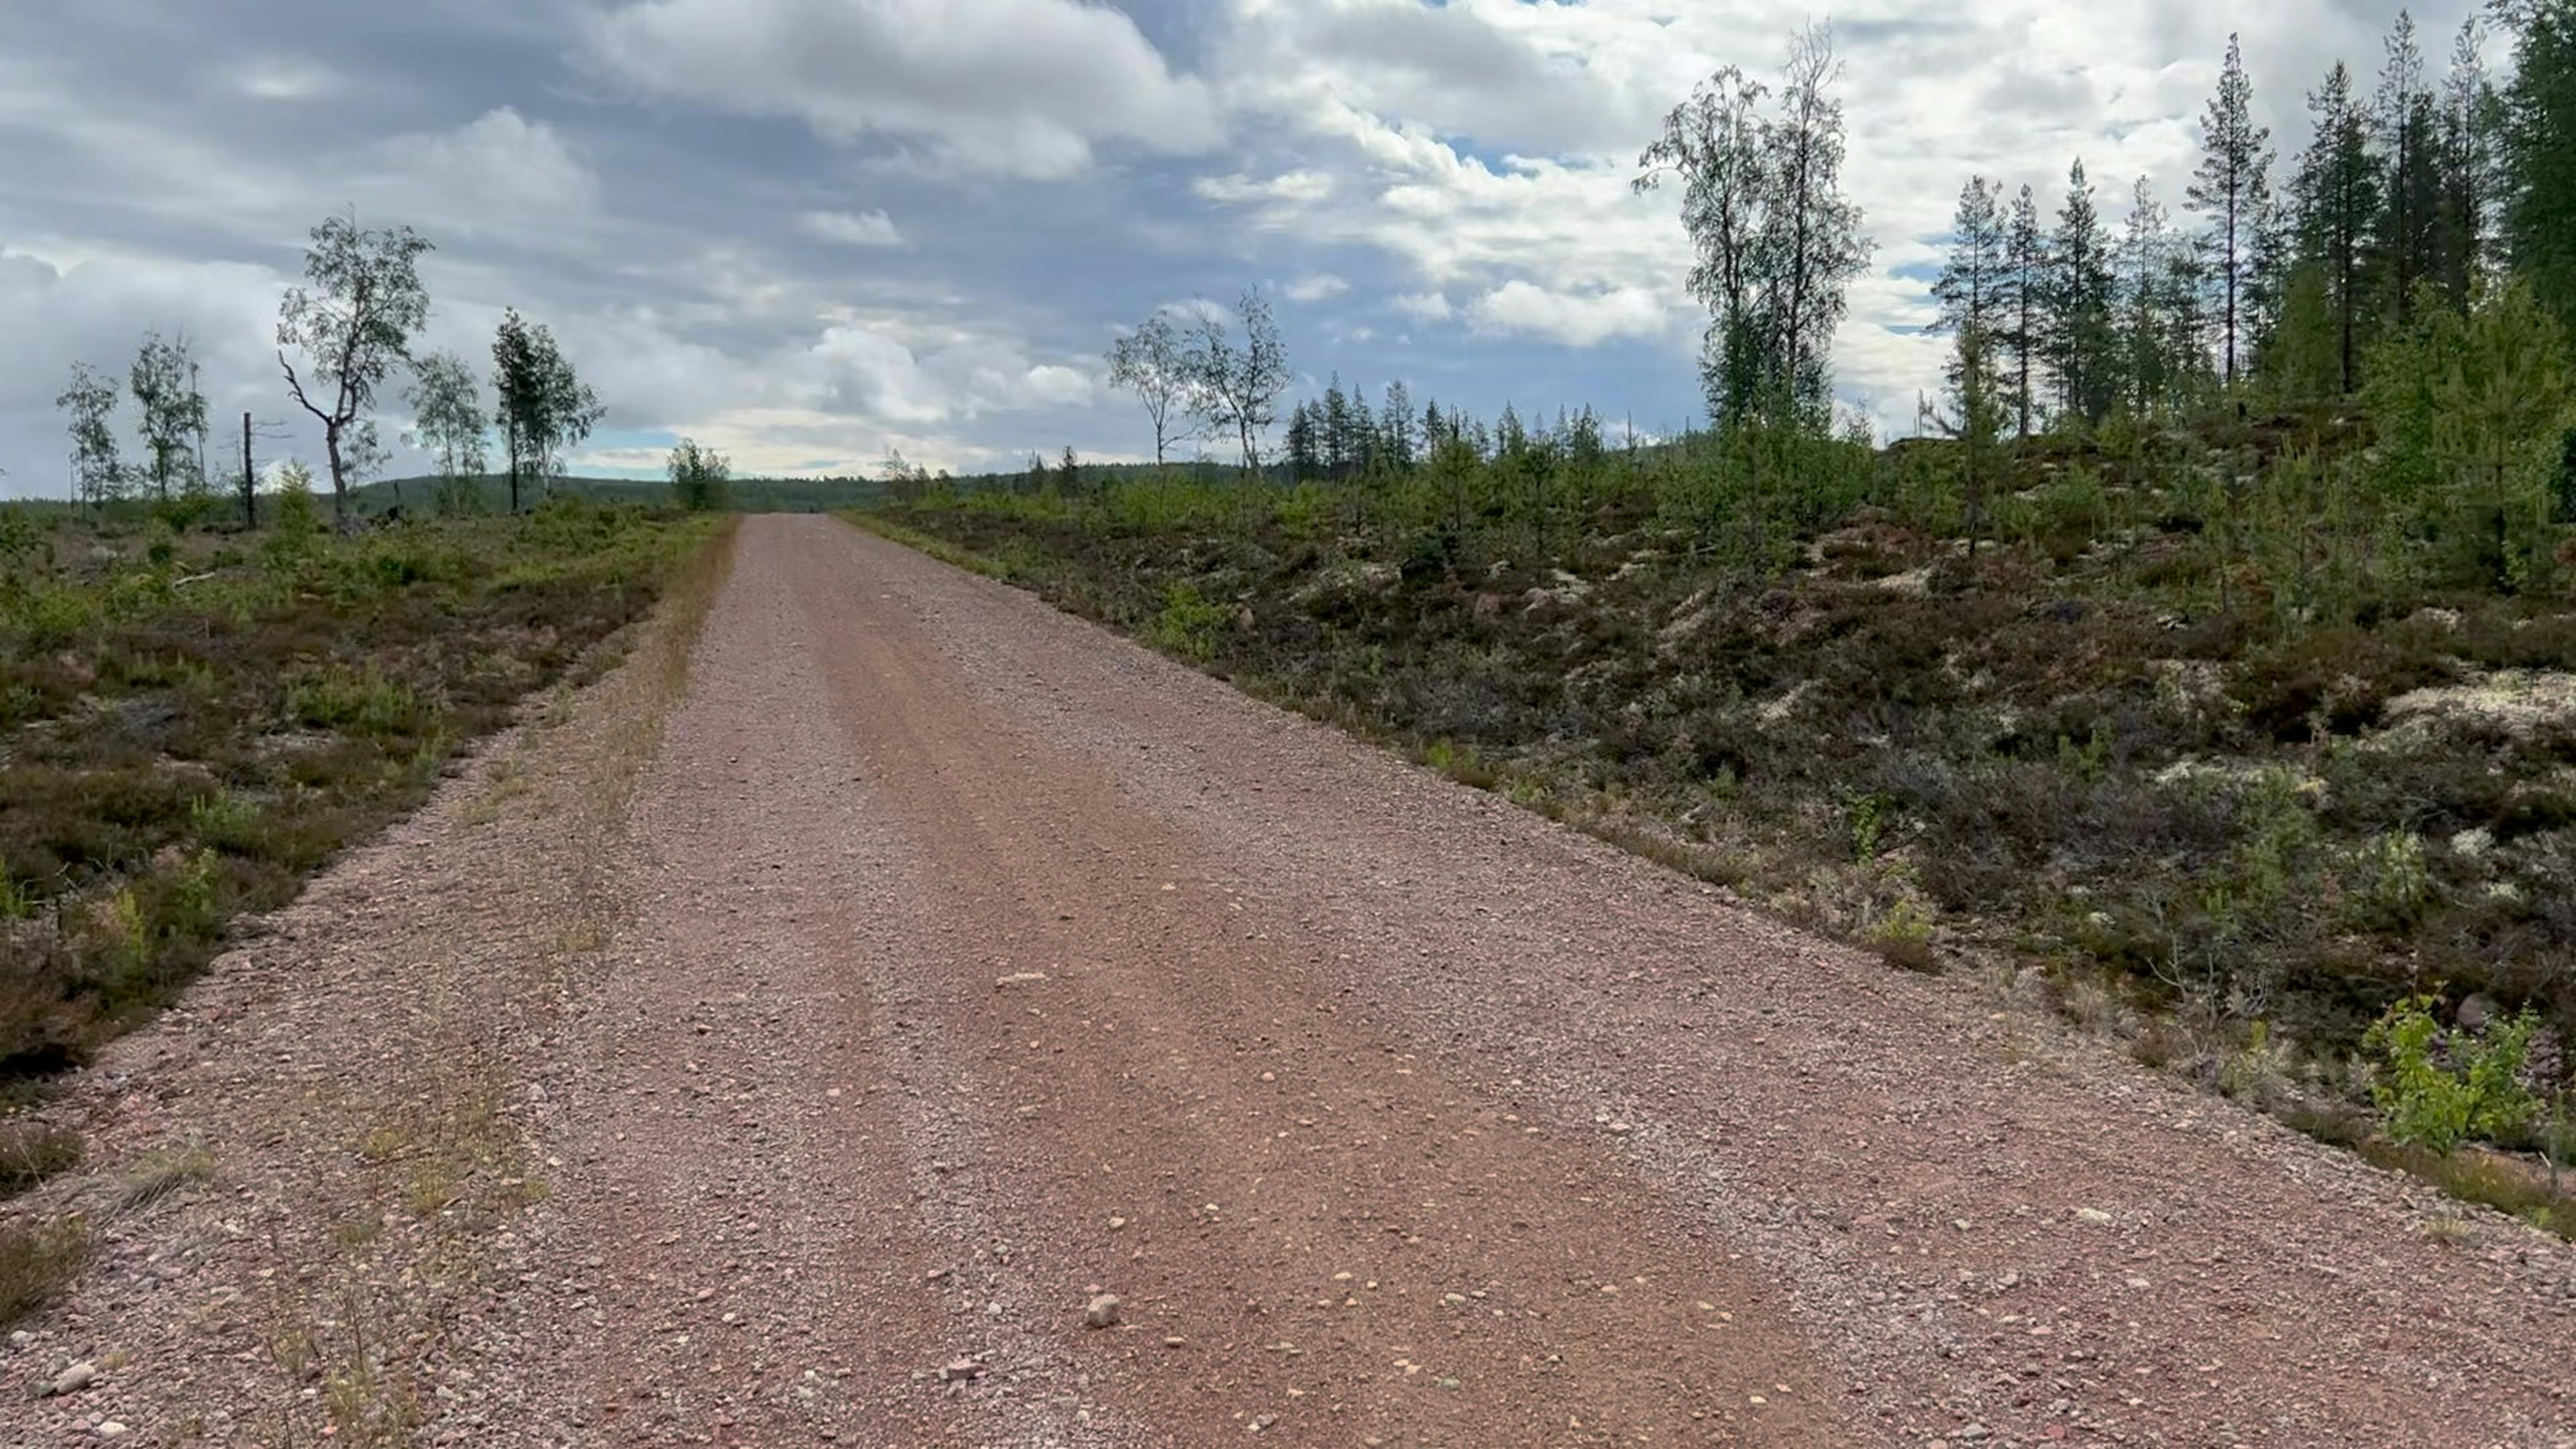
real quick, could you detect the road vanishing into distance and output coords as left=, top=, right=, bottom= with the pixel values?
left=7, top=515, right=2574, bottom=1446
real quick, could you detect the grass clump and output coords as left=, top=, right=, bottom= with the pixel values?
left=1866, top=898, right=1939, bottom=973
left=0, top=1216, right=89, bottom=1325
left=0, top=1121, right=81, bottom=1195
left=115, top=1138, right=216, bottom=1214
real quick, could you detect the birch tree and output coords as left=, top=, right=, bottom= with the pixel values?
left=1640, top=24, right=1869, bottom=429
left=1184, top=289, right=1289, bottom=475
left=278, top=213, right=433, bottom=520
left=56, top=363, right=123, bottom=508
left=1106, top=313, right=1197, bottom=466
left=129, top=332, right=206, bottom=502
left=490, top=309, right=602, bottom=513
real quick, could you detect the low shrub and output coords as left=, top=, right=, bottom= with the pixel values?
left=2363, top=994, right=2540, bottom=1156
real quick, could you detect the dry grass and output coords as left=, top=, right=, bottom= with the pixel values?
left=0, top=502, right=720, bottom=1080
left=2359, top=1138, right=2576, bottom=1239
left=0, top=1215, right=90, bottom=1325
left=842, top=512, right=1012, bottom=581
left=115, top=1138, right=215, bottom=1214
left=0, top=1120, right=82, bottom=1196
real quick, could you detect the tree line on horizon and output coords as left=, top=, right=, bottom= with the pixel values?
left=1078, top=9, right=2575, bottom=486
left=1929, top=9, right=2565, bottom=435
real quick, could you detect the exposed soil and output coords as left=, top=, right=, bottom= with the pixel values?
left=4, top=514, right=2573, bottom=1446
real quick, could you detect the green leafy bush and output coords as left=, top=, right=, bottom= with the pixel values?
left=2363, top=994, right=2539, bottom=1155
left=1148, top=583, right=1233, bottom=661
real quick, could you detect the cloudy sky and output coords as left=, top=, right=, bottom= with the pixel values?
left=0, top=0, right=2487, bottom=490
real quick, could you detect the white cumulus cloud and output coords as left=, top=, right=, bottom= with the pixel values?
left=804, top=209, right=904, bottom=248
left=1466, top=281, right=1672, bottom=348
left=582, top=0, right=1222, bottom=178
left=370, top=107, right=600, bottom=230
left=1284, top=272, right=1349, bottom=303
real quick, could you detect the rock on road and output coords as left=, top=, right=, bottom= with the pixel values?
left=6, top=513, right=2573, bottom=1446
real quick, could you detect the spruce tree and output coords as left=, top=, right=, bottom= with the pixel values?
left=2163, top=241, right=2217, bottom=411
left=1321, top=376, right=1351, bottom=479
left=2246, top=190, right=2294, bottom=370
left=2047, top=160, right=2119, bottom=423
left=1941, top=321, right=2007, bottom=555
left=2187, top=33, right=2273, bottom=388
left=1286, top=403, right=1320, bottom=483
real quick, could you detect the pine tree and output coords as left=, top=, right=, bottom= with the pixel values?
left=2163, top=241, right=2218, bottom=411
left=1933, top=176, right=2010, bottom=390
left=2246, top=189, right=2294, bottom=368
left=1322, top=376, right=1352, bottom=479
left=2120, top=178, right=2179, bottom=417
left=2003, top=184, right=2048, bottom=436
left=2435, top=15, right=2501, bottom=309
left=2270, top=260, right=2342, bottom=403
left=2187, top=33, right=2273, bottom=388
left=1941, top=321, right=2007, bottom=555
left=2293, top=60, right=2381, bottom=393
left=2497, top=0, right=2576, bottom=332
left=2046, top=159, right=2119, bottom=423
left=2372, top=11, right=2443, bottom=330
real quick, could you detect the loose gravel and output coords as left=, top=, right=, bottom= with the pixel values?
left=1, top=515, right=2569, bottom=1447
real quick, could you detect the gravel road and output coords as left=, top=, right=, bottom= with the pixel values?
left=5, top=513, right=2573, bottom=1446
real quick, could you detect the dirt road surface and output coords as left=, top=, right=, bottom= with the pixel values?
left=5, top=513, right=2574, bottom=1446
